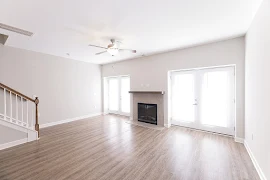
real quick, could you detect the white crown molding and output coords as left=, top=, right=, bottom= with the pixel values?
left=0, top=138, right=28, bottom=151
left=244, top=140, right=267, bottom=180
left=40, top=113, right=102, bottom=128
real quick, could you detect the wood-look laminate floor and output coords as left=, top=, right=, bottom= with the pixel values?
left=0, top=115, right=259, bottom=180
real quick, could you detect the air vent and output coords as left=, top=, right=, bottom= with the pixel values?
left=0, top=23, right=33, bottom=37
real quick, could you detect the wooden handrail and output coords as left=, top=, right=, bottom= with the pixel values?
left=0, top=82, right=40, bottom=137
left=0, top=83, right=35, bottom=102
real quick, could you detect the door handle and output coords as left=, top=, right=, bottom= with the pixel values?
left=193, top=99, right=198, bottom=105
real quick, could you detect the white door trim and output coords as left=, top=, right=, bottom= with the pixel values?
left=105, top=75, right=130, bottom=116
left=170, top=65, right=236, bottom=136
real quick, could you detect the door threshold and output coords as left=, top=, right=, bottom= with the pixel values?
left=171, top=124, right=233, bottom=138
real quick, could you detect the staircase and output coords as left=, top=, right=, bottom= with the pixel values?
left=0, top=82, right=39, bottom=150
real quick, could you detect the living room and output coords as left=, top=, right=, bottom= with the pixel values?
left=0, top=0, right=269, bottom=179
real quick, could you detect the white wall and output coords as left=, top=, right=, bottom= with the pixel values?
left=245, top=0, right=270, bottom=179
left=0, top=45, right=102, bottom=125
left=102, top=37, right=245, bottom=138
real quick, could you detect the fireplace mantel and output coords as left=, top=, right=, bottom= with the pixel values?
left=129, top=91, right=165, bottom=95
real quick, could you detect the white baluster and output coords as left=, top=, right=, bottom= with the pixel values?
left=31, top=108, right=33, bottom=129
left=4, top=88, right=6, bottom=121
left=0, top=85, right=37, bottom=131
left=16, top=94, right=18, bottom=124
left=10, top=91, right=12, bottom=122
left=32, top=104, right=34, bottom=129
left=26, top=100, right=29, bottom=127
left=21, top=96, right=23, bottom=125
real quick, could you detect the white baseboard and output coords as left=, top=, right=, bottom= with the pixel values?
left=244, top=140, right=267, bottom=180
left=0, top=138, right=28, bottom=150
left=40, top=113, right=102, bottom=128
left=234, top=137, right=244, bottom=143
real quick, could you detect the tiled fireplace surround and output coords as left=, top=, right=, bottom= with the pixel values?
left=129, top=91, right=165, bottom=126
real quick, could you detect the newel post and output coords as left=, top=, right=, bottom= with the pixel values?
left=34, top=97, right=40, bottom=138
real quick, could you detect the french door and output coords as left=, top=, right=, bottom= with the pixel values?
left=171, top=66, right=235, bottom=135
left=107, top=76, right=130, bottom=115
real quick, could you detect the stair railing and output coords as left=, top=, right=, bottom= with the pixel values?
left=0, top=82, right=39, bottom=137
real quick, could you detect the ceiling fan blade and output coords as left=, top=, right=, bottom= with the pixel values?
left=119, top=49, right=137, bottom=53
left=95, top=51, right=107, bottom=55
left=89, top=44, right=107, bottom=49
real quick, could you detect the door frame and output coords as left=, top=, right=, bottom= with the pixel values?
left=104, top=75, right=130, bottom=116
left=169, top=65, right=236, bottom=136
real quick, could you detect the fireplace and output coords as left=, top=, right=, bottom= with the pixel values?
left=138, top=103, right=157, bottom=125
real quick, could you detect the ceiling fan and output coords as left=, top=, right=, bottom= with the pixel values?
left=89, top=39, right=137, bottom=56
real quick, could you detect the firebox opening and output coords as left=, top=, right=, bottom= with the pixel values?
left=138, top=103, right=157, bottom=125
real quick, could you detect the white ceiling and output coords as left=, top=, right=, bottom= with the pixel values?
left=0, top=0, right=263, bottom=64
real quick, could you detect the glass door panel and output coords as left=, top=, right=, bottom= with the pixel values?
left=106, top=76, right=130, bottom=115
left=120, top=77, right=130, bottom=114
left=200, top=71, right=231, bottom=127
left=171, top=72, right=196, bottom=123
left=108, top=78, right=119, bottom=112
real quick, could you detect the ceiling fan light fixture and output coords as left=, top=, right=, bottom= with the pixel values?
left=90, top=39, right=136, bottom=57
left=107, top=47, right=119, bottom=56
